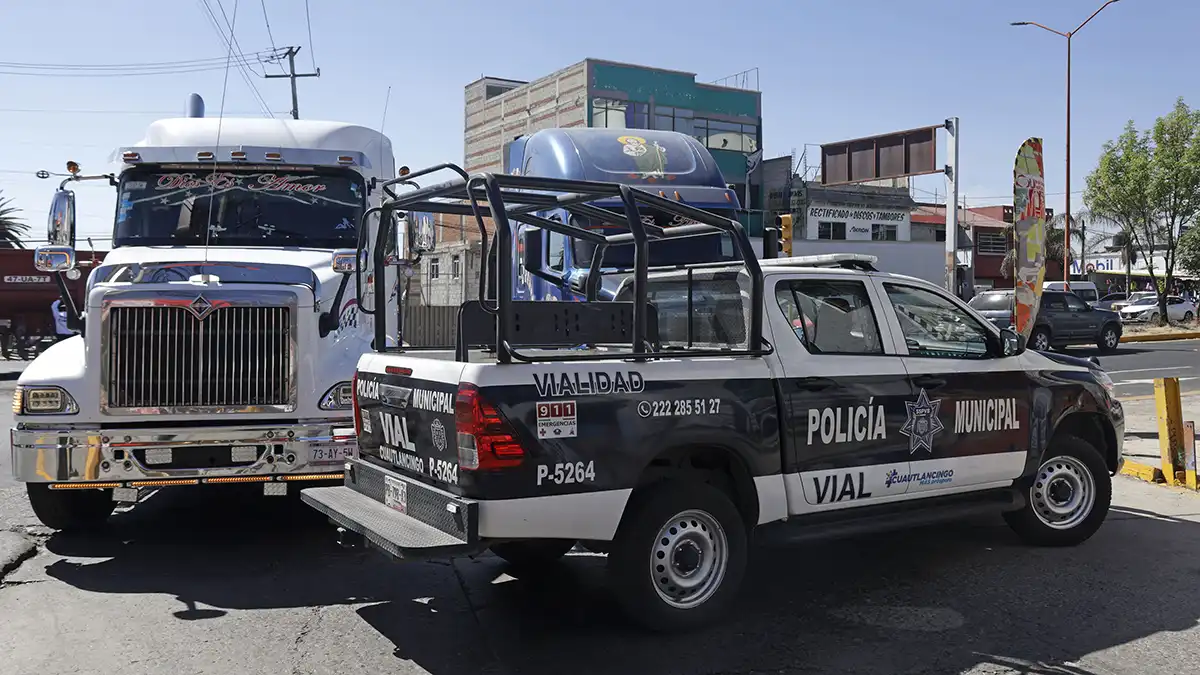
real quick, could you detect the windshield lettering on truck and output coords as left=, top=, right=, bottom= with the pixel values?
left=114, top=169, right=365, bottom=249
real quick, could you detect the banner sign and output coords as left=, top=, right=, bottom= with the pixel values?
left=1013, top=138, right=1047, bottom=342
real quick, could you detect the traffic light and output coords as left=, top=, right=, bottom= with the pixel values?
left=775, top=214, right=793, bottom=256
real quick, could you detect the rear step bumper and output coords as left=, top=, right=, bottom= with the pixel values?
left=301, top=458, right=485, bottom=560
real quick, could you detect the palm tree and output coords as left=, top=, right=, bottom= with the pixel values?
left=1000, top=216, right=1069, bottom=279
left=999, top=209, right=1124, bottom=279
left=0, top=191, right=30, bottom=249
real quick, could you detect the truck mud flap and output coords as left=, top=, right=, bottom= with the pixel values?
left=301, top=459, right=483, bottom=560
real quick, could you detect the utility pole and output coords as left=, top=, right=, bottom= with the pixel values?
left=264, top=46, right=320, bottom=120
left=944, top=117, right=960, bottom=295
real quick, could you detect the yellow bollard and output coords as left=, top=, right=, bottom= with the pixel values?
left=1185, top=421, right=1198, bottom=490
left=1154, top=377, right=1186, bottom=486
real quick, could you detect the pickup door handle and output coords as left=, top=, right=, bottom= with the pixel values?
left=911, top=375, right=945, bottom=389
left=795, top=377, right=837, bottom=392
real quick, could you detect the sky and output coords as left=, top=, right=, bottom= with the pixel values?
left=0, top=0, right=1195, bottom=248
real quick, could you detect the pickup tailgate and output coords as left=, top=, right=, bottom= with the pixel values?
left=301, top=354, right=482, bottom=559
left=353, top=355, right=465, bottom=491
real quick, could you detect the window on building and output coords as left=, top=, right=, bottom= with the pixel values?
left=935, top=229, right=947, bottom=242
left=693, top=118, right=758, bottom=153
left=548, top=230, right=566, bottom=271
left=976, top=231, right=1008, bottom=255
left=592, top=98, right=648, bottom=129
left=818, top=221, right=847, bottom=240
left=872, top=223, right=898, bottom=241
left=429, top=257, right=440, bottom=280
left=451, top=255, right=461, bottom=279
left=652, top=106, right=694, bottom=136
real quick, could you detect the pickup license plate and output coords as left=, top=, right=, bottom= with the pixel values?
left=384, top=475, right=407, bottom=514
left=311, top=443, right=351, bottom=464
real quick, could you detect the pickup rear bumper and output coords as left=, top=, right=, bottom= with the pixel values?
left=302, top=458, right=485, bottom=560
left=10, top=420, right=354, bottom=486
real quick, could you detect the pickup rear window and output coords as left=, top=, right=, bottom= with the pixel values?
left=618, top=272, right=748, bottom=348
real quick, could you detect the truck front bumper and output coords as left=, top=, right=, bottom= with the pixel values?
left=10, top=420, right=355, bottom=487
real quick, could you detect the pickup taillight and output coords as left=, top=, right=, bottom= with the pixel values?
left=454, top=383, right=524, bottom=471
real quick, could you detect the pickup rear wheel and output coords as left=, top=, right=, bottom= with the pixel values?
left=607, top=481, right=747, bottom=632
left=1098, top=324, right=1121, bottom=353
left=490, top=539, right=576, bottom=569
left=1003, top=434, right=1111, bottom=546
left=26, top=484, right=116, bottom=532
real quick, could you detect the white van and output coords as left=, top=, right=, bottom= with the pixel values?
left=1044, top=280, right=1100, bottom=304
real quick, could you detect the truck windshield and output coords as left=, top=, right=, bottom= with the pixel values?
left=573, top=207, right=738, bottom=268
left=113, top=168, right=365, bottom=248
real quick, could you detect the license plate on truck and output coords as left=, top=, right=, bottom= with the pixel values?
left=311, top=443, right=351, bottom=464
left=384, top=475, right=407, bottom=514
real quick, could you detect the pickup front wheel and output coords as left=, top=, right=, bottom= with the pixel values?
left=607, top=481, right=747, bottom=632
left=26, top=484, right=116, bottom=532
left=1003, top=434, right=1111, bottom=546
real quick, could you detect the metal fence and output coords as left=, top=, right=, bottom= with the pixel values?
left=401, top=304, right=459, bottom=347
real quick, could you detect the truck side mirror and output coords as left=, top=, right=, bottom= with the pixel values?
left=522, top=227, right=544, bottom=274
left=999, top=327, right=1024, bottom=357
left=34, top=245, right=77, bottom=273
left=407, top=212, right=436, bottom=255
left=48, top=189, right=76, bottom=247
left=331, top=249, right=358, bottom=273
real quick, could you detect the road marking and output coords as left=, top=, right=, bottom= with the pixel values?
left=1115, top=377, right=1199, bottom=387
left=1108, top=367, right=1194, bottom=375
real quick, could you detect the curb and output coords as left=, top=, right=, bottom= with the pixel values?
left=1120, top=330, right=1200, bottom=343
left=1120, top=460, right=1165, bottom=484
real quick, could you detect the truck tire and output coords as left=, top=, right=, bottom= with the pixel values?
left=1097, top=324, right=1121, bottom=353
left=607, top=480, right=748, bottom=632
left=26, top=484, right=116, bottom=532
left=1003, top=434, right=1111, bottom=547
left=490, top=539, right=576, bottom=569
left=1029, top=327, right=1051, bottom=352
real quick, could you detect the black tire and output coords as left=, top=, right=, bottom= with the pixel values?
left=1184, top=311, right=1194, bottom=323
left=1097, top=324, right=1121, bottom=353
left=490, top=539, right=576, bottom=568
left=1029, top=327, right=1051, bottom=352
left=1003, top=434, right=1111, bottom=547
left=26, top=484, right=116, bottom=532
left=607, top=480, right=748, bottom=633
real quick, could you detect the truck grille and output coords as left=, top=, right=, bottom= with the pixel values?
left=106, top=305, right=293, bottom=410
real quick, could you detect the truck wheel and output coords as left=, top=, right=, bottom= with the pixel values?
left=26, top=484, right=116, bottom=532
left=1003, top=435, right=1111, bottom=547
left=1097, top=324, right=1121, bottom=353
left=490, top=539, right=576, bottom=568
left=607, top=481, right=747, bottom=632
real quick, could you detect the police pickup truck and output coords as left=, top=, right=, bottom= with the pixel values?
left=302, top=165, right=1125, bottom=632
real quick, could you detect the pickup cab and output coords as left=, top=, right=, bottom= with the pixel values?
left=302, top=166, right=1126, bottom=632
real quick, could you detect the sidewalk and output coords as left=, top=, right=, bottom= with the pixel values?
left=1119, top=393, right=1199, bottom=477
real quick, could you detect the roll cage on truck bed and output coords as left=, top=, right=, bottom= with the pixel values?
left=302, top=162, right=1124, bottom=632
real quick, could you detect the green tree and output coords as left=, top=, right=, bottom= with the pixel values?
left=1085, top=98, right=1200, bottom=325
left=0, top=190, right=29, bottom=249
left=1179, top=225, right=1200, bottom=277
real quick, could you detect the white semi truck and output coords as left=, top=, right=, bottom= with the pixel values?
left=12, top=95, right=409, bottom=530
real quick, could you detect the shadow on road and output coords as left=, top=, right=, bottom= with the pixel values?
left=39, top=485, right=1200, bottom=674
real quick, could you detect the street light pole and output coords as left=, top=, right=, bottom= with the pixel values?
left=1011, top=0, right=1121, bottom=288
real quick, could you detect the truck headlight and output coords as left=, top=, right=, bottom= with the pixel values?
left=319, top=381, right=355, bottom=411
left=14, top=385, right=79, bottom=415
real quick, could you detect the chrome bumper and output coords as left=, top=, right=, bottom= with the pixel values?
left=10, top=420, right=356, bottom=485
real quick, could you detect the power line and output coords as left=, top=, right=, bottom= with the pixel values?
left=0, top=107, right=281, bottom=115
left=0, top=51, right=282, bottom=72
left=259, top=0, right=286, bottom=75
left=197, top=0, right=274, bottom=117
left=0, top=63, right=274, bottom=78
left=304, top=0, right=317, bottom=70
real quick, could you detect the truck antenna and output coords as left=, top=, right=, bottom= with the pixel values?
left=201, top=0, right=241, bottom=269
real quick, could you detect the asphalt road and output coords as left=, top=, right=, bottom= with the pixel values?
left=1049, top=338, right=1199, bottom=399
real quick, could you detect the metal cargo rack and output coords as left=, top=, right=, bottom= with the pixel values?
left=358, top=163, right=769, bottom=364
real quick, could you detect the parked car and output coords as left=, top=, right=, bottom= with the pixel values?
left=1117, top=295, right=1197, bottom=324
left=1094, top=292, right=1128, bottom=311
left=1110, top=291, right=1156, bottom=313
left=1044, top=281, right=1099, bottom=304
left=968, top=289, right=1123, bottom=353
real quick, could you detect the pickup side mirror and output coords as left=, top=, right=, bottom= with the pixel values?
left=47, top=189, right=76, bottom=247
left=34, top=245, right=77, bottom=273
left=522, top=227, right=544, bottom=274
left=999, top=327, right=1024, bottom=357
